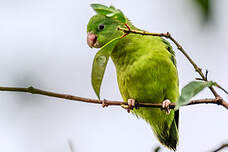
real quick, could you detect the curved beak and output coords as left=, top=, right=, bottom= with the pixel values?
left=87, top=32, right=99, bottom=48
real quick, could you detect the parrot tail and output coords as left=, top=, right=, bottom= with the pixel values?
left=134, top=108, right=179, bottom=151
left=152, top=118, right=178, bottom=151
left=152, top=111, right=179, bottom=151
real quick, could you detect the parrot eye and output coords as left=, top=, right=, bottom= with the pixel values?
left=98, top=24, right=105, bottom=30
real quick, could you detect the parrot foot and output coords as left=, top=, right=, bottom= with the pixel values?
left=162, top=99, right=171, bottom=114
left=127, top=99, right=135, bottom=113
left=121, top=99, right=135, bottom=113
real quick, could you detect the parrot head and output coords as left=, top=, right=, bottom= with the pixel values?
left=87, top=14, right=124, bottom=48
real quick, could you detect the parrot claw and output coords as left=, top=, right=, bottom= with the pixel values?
left=122, top=99, right=135, bottom=113
left=127, top=99, right=135, bottom=113
left=162, top=99, right=171, bottom=114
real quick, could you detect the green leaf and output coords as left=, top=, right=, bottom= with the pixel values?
left=90, top=4, right=114, bottom=15
left=112, top=9, right=126, bottom=23
left=175, top=80, right=215, bottom=110
left=109, top=5, right=115, bottom=10
left=91, top=37, right=121, bottom=99
left=90, top=3, right=127, bottom=24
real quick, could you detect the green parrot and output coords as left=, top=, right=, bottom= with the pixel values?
left=87, top=5, right=179, bottom=151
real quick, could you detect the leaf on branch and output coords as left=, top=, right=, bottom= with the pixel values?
left=91, top=3, right=127, bottom=23
left=175, top=80, right=216, bottom=110
left=90, top=4, right=114, bottom=15
left=91, top=37, right=121, bottom=99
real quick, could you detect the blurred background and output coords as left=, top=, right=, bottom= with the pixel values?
left=0, top=0, right=227, bottom=152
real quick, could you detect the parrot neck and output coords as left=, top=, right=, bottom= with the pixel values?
left=111, top=34, right=143, bottom=71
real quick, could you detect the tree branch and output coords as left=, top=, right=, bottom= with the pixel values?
left=0, top=86, right=227, bottom=109
left=0, top=27, right=227, bottom=111
left=212, top=143, right=228, bottom=152
left=118, top=26, right=228, bottom=109
left=117, top=27, right=228, bottom=96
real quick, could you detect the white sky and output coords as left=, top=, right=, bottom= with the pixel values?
left=0, top=0, right=227, bottom=152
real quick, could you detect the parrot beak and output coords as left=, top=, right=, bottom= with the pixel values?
left=87, top=32, right=100, bottom=48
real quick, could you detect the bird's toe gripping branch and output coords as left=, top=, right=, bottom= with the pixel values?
left=121, top=99, right=136, bottom=113
left=162, top=99, right=171, bottom=114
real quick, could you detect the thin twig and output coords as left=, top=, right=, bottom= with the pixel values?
left=215, top=83, right=228, bottom=95
left=166, top=32, right=220, bottom=97
left=68, top=139, right=76, bottom=152
left=118, top=26, right=228, bottom=106
left=0, top=27, right=227, bottom=111
left=117, top=27, right=227, bottom=96
left=212, top=143, right=228, bottom=152
left=0, top=86, right=227, bottom=109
